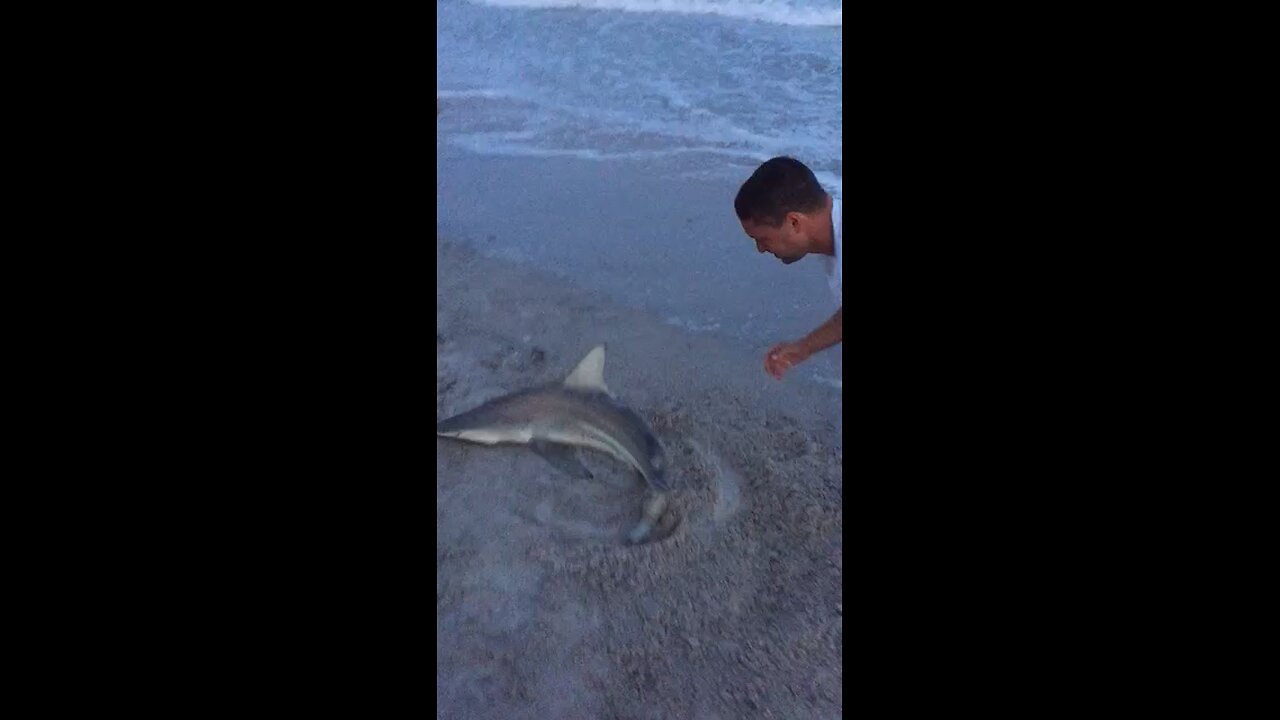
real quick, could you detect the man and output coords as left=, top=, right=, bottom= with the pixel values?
left=735, top=156, right=842, bottom=380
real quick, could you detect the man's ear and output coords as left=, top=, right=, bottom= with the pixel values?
left=785, top=211, right=804, bottom=231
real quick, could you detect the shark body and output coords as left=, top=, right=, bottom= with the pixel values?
left=436, top=345, right=669, bottom=543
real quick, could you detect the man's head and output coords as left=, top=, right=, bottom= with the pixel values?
left=734, top=156, right=830, bottom=264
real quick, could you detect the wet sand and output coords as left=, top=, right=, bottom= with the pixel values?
left=437, top=239, right=843, bottom=719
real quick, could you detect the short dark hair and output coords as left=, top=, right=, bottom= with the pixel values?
left=734, top=156, right=827, bottom=227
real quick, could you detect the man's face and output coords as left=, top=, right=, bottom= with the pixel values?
left=741, top=213, right=808, bottom=264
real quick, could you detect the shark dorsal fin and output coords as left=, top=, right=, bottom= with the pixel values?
left=563, top=344, right=610, bottom=393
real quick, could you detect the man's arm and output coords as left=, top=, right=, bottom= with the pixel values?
left=764, top=307, right=842, bottom=379
left=798, top=307, right=842, bottom=356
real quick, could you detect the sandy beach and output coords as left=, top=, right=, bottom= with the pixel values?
left=437, top=236, right=843, bottom=718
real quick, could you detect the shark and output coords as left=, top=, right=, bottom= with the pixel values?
left=436, top=344, right=670, bottom=544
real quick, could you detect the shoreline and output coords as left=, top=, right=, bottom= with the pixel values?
left=436, top=140, right=844, bottom=386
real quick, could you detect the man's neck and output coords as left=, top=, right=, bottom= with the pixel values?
left=811, top=194, right=835, bottom=256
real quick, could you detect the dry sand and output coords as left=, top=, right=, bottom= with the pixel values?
left=437, top=238, right=843, bottom=719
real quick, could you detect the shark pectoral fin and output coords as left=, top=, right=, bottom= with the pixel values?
left=531, top=441, right=594, bottom=479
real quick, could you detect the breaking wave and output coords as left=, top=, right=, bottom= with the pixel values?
left=469, top=0, right=842, bottom=27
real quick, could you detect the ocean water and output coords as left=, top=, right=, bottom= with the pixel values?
left=437, top=0, right=842, bottom=194
left=437, top=0, right=843, bottom=389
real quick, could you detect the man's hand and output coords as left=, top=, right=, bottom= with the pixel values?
left=764, top=341, right=811, bottom=380
left=764, top=308, right=841, bottom=380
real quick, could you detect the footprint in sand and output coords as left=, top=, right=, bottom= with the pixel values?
left=761, top=414, right=818, bottom=463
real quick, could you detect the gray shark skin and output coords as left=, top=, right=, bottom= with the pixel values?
left=437, top=345, right=670, bottom=544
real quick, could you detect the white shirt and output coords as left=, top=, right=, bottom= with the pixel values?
left=821, top=196, right=842, bottom=305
